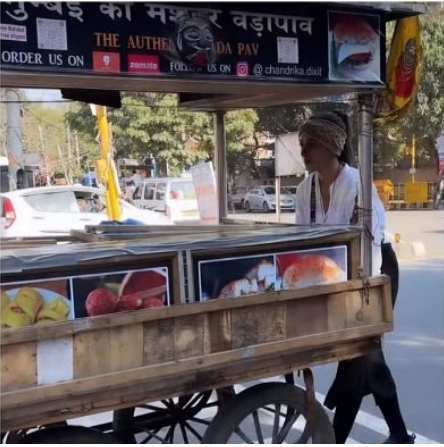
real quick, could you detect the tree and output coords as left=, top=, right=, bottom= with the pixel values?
left=256, top=102, right=351, bottom=138
left=66, top=92, right=259, bottom=177
left=225, top=109, right=259, bottom=177
left=1, top=90, right=98, bottom=180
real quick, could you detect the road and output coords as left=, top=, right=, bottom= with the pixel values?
left=307, top=257, right=444, bottom=444
left=70, top=257, right=443, bottom=444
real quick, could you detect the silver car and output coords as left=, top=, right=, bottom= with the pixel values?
left=243, top=186, right=295, bottom=213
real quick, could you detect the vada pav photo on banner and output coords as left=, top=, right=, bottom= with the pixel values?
left=72, top=268, right=170, bottom=318
left=198, top=255, right=276, bottom=301
left=1, top=278, right=73, bottom=329
left=276, top=246, right=348, bottom=291
left=328, top=11, right=381, bottom=83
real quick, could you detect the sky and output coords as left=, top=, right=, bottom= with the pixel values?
left=25, top=89, right=62, bottom=102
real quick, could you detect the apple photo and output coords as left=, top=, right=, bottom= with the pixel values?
left=328, top=11, right=381, bottom=83
left=72, top=268, right=169, bottom=318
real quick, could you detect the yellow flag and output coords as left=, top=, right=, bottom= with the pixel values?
left=375, top=16, right=422, bottom=123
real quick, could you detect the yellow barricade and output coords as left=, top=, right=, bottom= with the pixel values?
left=404, top=182, right=428, bottom=204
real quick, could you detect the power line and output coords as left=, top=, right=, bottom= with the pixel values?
left=0, top=100, right=71, bottom=104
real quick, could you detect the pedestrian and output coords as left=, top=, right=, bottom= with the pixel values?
left=295, top=111, right=415, bottom=444
left=131, top=169, right=142, bottom=186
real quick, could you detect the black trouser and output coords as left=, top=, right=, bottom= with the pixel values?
left=331, top=349, right=407, bottom=443
left=327, top=243, right=408, bottom=443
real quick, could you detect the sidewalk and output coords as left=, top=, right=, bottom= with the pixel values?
left=386, top=210, right=444, bottom=260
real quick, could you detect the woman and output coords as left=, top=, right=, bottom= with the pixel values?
left=295, top=112, right=414, bottom=444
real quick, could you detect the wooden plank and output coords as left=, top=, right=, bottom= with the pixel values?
left=231, top=302, right=285, bottom=349
left=286, top=296, right=328, bottom=338
left=2, top=322, right=391, bottom=412
left=83, top=224, right=278, bottom=235
left=345, top=289, right=383, bottom=328
left=69, top=230, right=101, bottom=242
left=381, top=277, right=394, bottom=324
left=171, top=257, right=181, bottom=305
left=143, top=319, right=175, bottom=365
left=349, top=236, right=361, bottom=279
left=1, top=336, right=381, bottom=431
left=327, top=293, right=346, bottom=331
left=1, top=276, right=390, bottom=346
left=108, top=325, right=143, bottom=373
left=1, top=342, right=37, bottom=392
left=206, top=310, right=232, bottom=353
left=175, top=315, right=205, bottom=360
left=73, top=329, right=110, bottom=379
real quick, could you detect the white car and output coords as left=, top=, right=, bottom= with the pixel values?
left=132, top=178, right=200, bottom=223
left=1, top=185, right=172, bottom=238
left=243, top=186, right=295, bottom=212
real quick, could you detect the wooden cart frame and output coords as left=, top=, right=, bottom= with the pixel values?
left=0, top=1, right=421, bottom=443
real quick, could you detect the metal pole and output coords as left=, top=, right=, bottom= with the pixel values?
left=275, top=176, right=281, bottom=222
left=57, top=144, right=69, bottom=183
left=66, top=122, right=72, bottom=183
left=5, top=89, right=25, bottom=189
left=358, top=94, right=374, bottom=277
left=214, top=111, right=227, bottom=221
left=411, top=134, right=416, bottom=183
left=96, top=106, right=121, bottom=221
left=38, top=126, right=51, bottom=186
left=74, top=131, right=80, bottom=167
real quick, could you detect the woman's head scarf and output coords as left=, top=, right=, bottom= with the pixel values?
left=299, top=112, right=347, bottom=156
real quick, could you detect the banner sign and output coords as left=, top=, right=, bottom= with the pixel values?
left=1, top=267, right=170, bottom=329
left=190, top=162, right=218, bottom=225
left=1, top=2, right=385, bottom=85
left=198, top=245, right=347, bottom=301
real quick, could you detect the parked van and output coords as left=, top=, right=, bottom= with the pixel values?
left=132, top=177, right=200, bottom=223
left=1, top=156, right=9, bottom=193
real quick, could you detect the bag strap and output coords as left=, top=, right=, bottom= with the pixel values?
left=310, top=174, right=316, bottom=224
left=350, top=189, right=359, bottom=225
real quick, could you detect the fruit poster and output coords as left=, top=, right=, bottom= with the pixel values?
left=198, top=245, right=347, bottom=300
left=72, top=268, right=169, bottom=318
left=1, top=279, right=73, bottom=329
left=1, top=267, right=170, bottom=329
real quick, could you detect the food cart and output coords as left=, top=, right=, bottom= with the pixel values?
left=0, top=2, right=421, bottom=443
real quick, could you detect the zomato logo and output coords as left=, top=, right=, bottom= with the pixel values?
left=128, top=55, right=160, bottom=74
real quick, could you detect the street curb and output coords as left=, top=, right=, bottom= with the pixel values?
left=386, top=232, right=427, bottom=260
left=392, top=241, right=427, bottom=260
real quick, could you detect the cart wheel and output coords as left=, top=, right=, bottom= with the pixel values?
left=20, top=426, right=118, bottom=443
left=113, top=391, right=215, bottom=443
left=2, top=422, right=68, bottom=444
left=202, top=383, right=335, bottom=444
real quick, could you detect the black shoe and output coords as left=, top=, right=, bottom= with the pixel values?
left=383, top=433, right=416, bottom=444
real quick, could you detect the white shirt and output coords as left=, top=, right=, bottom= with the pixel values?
left=295, top=164, right=386, bottom=275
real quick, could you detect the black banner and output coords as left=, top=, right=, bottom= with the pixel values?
left=0, top=2, right=385, bottom=84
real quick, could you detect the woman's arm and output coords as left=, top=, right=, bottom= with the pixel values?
left=295, top=178, right=309, bottom=225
